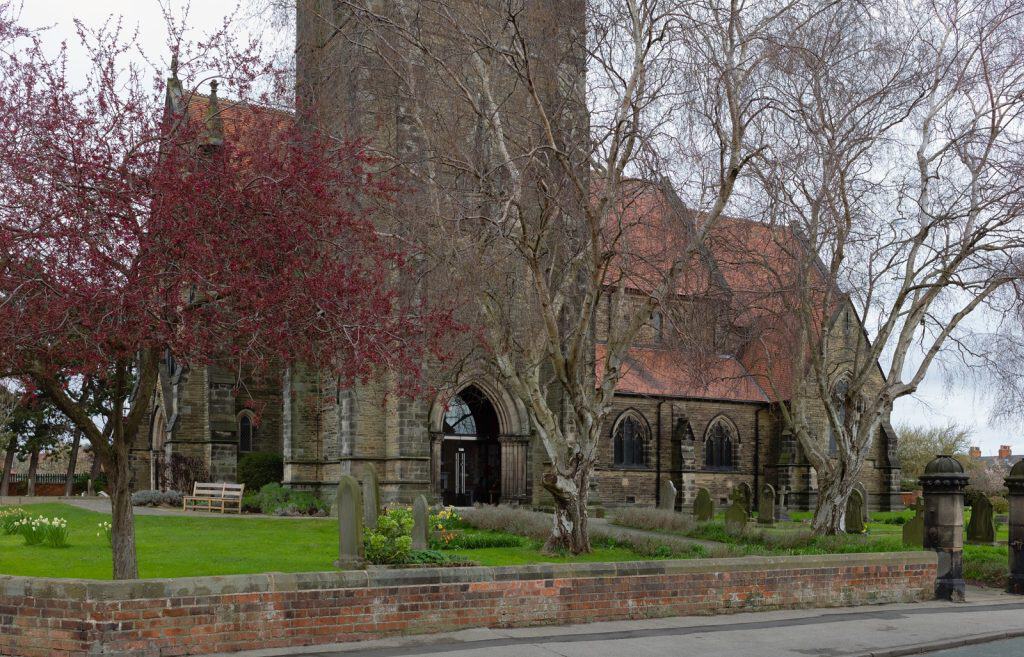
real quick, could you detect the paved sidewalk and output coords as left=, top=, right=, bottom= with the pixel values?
left=0, top=495, right=327, bottom=519
left=202, top=587, right=1024, bottom=657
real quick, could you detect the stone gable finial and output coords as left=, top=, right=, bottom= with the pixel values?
left=170, top=52, right=179, bottom=79
left=204, top=79, right=224, bottom=147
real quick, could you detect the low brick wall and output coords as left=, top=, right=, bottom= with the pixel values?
left=0, top=552, right=936, bottom=657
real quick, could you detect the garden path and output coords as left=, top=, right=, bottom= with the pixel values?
left=59, top=497, right=328, bottom=519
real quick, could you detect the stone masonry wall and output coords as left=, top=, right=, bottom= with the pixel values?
left=0, top=552, right=936, bottom=657
left=595, top=395, right=774, bottom=510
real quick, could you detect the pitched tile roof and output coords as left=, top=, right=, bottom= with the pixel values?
left=598, top=183, right=840, bottom=403
left=596, top=342, right=769, bottom=402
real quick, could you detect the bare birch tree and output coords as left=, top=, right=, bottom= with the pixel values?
left=749, top=0, right=1024, bottom=533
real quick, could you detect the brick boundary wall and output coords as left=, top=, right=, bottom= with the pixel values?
left=0, top=552, right=937, bottom=657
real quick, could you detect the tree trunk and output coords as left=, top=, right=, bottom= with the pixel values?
left=108, top=438, right=139, bottom=580
left=542, top=465, right=592, bottom=554
left=811, top=469, right=857, bottom=535
left=0, top=434, right=16, bottom=496
left=64, top=431, right=81, bottom=497
left=88, top=451, right=102, bottom=496
left=26, top=448, right=39, bottom=497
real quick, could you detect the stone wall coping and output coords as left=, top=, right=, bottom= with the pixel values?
left=0, top=551, right=937, bottom=602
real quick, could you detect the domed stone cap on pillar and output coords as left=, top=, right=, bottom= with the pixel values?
left=1006, top=459, right=1024, bottom=495
left=919, top=455, right=969, bottom=492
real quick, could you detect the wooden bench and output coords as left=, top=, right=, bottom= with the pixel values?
left=182, top=482, right=245, bottom=514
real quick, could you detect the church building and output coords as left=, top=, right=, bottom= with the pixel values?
left=131, top=1, right=903, bottom=514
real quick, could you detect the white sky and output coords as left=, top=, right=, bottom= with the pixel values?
left=19, top=1, right=1024, bottom=456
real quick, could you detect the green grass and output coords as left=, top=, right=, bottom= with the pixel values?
left=449, top=545, right=647, bottom=566
left=681, top=521, right=909, bottom=557
left=0, top=503, right=661, bottom=580
left=964, top=544, right=1008, bottom=588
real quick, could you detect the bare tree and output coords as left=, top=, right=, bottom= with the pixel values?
left=294, top=0, right=825, bottom=551
left=748, top=0, right=1024, bottom=533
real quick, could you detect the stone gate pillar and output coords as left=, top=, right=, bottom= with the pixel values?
left=920, top=455, right=969, bottom=601
left=1004, top=459, right=1024, bottom=594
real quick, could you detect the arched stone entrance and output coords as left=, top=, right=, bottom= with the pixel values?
left=429, top=378, right=531, bottom=505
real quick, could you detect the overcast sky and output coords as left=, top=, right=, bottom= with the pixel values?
left=19, top=1, right=1024, bottom=456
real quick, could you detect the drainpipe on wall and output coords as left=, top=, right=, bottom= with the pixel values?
left=754, top=407, right=763, bottom=507
left=655, top=400, right=666, bottom=507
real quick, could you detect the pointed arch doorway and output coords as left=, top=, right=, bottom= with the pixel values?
left=439, top=385, right=502, bottom=505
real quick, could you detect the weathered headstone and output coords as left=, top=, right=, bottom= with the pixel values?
left=776, top=487, right=791, bottom=521
left=725, top=486, right=748, bottom=533
left=412, top=495, right=429, bottom=550
left=334, top=475, right=364, bottom=567
left=902, top=498, right=925, bottom=547
left=854, top=482, right=870, bottom=523
left=658, top=479, right=677, bottom=511
left=693, top=488, right=714, bottom=522
left=966, top=494, right=995, bottom=545
left=758, top=484, right=776, bottom=526
left=362, top=464, right=380, bottom=529
left=844, top=489, right=866, bottom=534
left=735, top=482, right=753, bottom=517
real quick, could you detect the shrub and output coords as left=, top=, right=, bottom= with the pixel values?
left=237, top=452, right=283, bottom=493
left=460, top=505, right=552, bottom=542
left=250, top=483, right=327, bottom=516
left=610, top=507, right=694, bottom=534
left=460, top=504, right=701, bottom=559
left=406, top=549, right=471, bottom=566
left=0, top=507, right=29, bottom=535
left=364, top=507, right=413, bottom=565
left=131, top=490, right=163, bottom=507
left=990, top=495, right=1009, bottom=515
left=131, top=490, right=184, bottom=507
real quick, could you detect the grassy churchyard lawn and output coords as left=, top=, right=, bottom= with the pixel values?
left=0, top=502, right=655, bottom=580
left=1, top=502, right=1007, bottom=584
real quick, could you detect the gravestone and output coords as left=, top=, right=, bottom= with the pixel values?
left=902, top=498, right=925, bottom=547
left=735, top=482, right=753, bottom=517
left=844, top=489, right=866, bottom=534
left=725, top=487, right=748, bottom=533
left=412, top=495, right=429, bottom=550
left=362, top=464, right=380, bottom=529
left=658, top=479, right=677, bottom=511
left=693, top=488, right=714, bottom=522
left=776, top=487, right=791, bottom=521
left=966, top=494, right=995, bottom=545
left=334, top=475, right=364, bottom=567
left=758, top=484, right=776, bottom=526
left=854, top=482, right=870, bottom=523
